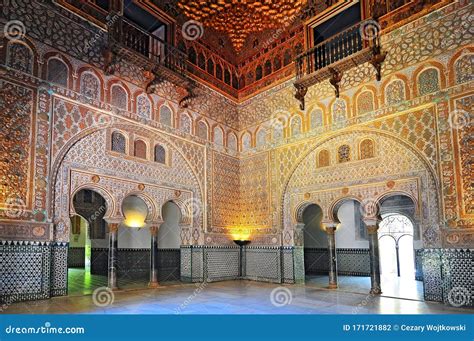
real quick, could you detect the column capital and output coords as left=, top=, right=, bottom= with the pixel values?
left=362, top=217, right=381, bottom=227
left=150, top=225, right=159, bottom=236
left=367, top=225, right=379, bottom=235
left=322, top=221, right=337, bottom=234
left=108, top=223, right=119, bottom=233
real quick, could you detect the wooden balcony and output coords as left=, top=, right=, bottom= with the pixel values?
left=105, top=14, right=194, bottom=105
left=294, top=19, right=386, bottom=110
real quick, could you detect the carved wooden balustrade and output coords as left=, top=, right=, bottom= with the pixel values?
left=105, top=14, right=195, bottom=106
left=294, top=19, right=386, bottom=110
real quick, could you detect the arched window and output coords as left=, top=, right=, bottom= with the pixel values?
left=359, top=139, right=375, bottom=159
left=241, top=132, right=252, bottom=151
left=180, top=112, right=192, bottom=134
left=188, top=47, right=197, bottom=64
left=227, top=133, right=237, bottom=151
left=154, top=144, right=166, bottom=164
left=264, top=60, right=272, bottom=76
left=111, top=131, right=126, bottom=153
left=356, top=91, right=375, bottom=115
left=224, top=69, right=231, bottom=85
left=159, top=105, right=173, bottom=127
left=291, top=115, right=302, bottom=137
left=207, top=58, right=215, bottom=75
left=232, top=73, right=239, bottom=89
left=273, top=57, right=282, bottom=71
left=47, top=58, right=68, bottom=87
left=310, top=109, right=323, bottom=130
left=80, top=72, right=100, bottom=101
left=337, top=145, right=351, bottom=163
left=7, top=42, right=33, bottom=74
left=318, top=149, right=330, bottom=167
left=213, top=126, right=224, bottom=145
left=216, top=64, right=223, bottom=80
left=272, top=120, right=284, bottom=141
left=332, top=98, right=347, bottom=124
left=418, top=68, right=440, bottom=96
left=136, top=94, right=152, bottom=119
left=283, top=49, right=292, bottom=66
left=134, top=140, right=147, bottom=159
left=110, top=85, right=128, bottom=110
left=385, top=80, right=406, bottom=105
left=256, top=128, right=266, bottom=147
left=256, top=65, right=263, bottom=80
left=196, top=120, right=209, bottom=140
left=454, top=54, right=473, bottom=84
left=197, top=52, right=206, bottom=69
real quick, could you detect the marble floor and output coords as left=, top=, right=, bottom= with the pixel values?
left=306, top=275, right=424, bottom=301
left=3, top=280, right=472, bottom=315
left=67, top=268, right=150, bottom=296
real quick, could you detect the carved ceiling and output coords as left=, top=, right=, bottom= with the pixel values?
left=177, top=0, right=308, bottom=51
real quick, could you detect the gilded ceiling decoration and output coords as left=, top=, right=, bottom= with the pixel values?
left=177, top=0, right=308, bottom=51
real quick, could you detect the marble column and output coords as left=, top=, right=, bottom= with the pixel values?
left=325, top=223, right=338, bottom=289
left=366, top=221, right=382, bottom=294
left=107, top=223, right=119, bottom=290
left=149, top=225, right=159, bottom=288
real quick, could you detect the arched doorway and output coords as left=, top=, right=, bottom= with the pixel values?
left=377, top=195, right=423, bottom=300
left=157, top=201, right=182, bottom=282
left=302, top=204, right=328, bottom=285
left=68, top=189, right=108, bottom=295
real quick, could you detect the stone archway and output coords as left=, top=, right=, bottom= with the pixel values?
left=280, top=129, right=441, bottom=285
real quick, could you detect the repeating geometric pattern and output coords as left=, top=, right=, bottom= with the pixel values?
left=244, top=247, right=281, bottom=283
left=204, top=247, right=240, bottom=282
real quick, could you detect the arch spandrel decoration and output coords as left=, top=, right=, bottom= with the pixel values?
left=51, top=121, right=204, bottom=243
left=281, top=129, right=440, bottom=248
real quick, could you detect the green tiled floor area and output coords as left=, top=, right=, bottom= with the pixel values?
left=67, top=268, right=149, bottom=296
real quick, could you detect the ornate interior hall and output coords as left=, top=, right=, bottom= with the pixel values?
left=0, top=0, right=472, bottom=314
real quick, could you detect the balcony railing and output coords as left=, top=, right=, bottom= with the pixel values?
left=296, top=20, right=378, bottom=80
left=108, top=15, right=187, bottom=78
left=294, top=19, right=385, bottom=110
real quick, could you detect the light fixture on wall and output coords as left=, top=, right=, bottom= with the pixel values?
left=122, top=195, right=148, bottom=228
left=231, top=227, right=251, bottom=278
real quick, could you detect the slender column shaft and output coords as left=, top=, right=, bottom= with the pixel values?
left=149, top=226, right=159, bottom=288
left=326, top=224, right=338, bottom=289
left=107, top=223, right=119, bottom=290
left=367, top=224, right=382, bottom=294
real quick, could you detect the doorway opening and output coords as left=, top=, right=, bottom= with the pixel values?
left=378, top=195, right=423, bottom=301
left=157, top=201, right=182, bottom=283
left=68, top=189, right=108, bottom=296
left=302, top=204, right=330, bottom=285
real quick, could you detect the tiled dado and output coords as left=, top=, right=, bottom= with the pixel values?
left=422, top=248, right=473, bottom=307
left=0, top=240, right=68, bottom=304
left=304, top=248, right=424, bottom=279
left=90, top=248, right=181, bottom=282
left=181, top=245, right=301, bottom=284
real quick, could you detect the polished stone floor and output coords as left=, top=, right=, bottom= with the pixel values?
left=68, top=268, right=150, bottom=296
left=306, top=274, right=424, bottom=301
left=3, top=279, right=471, bottom=315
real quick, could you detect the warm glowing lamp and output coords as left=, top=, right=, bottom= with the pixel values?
left=122, top=195, right=148, bottom=228
left=230, top=227, right=251, bottom=278
left=231, top=227, right=251, bottom=246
